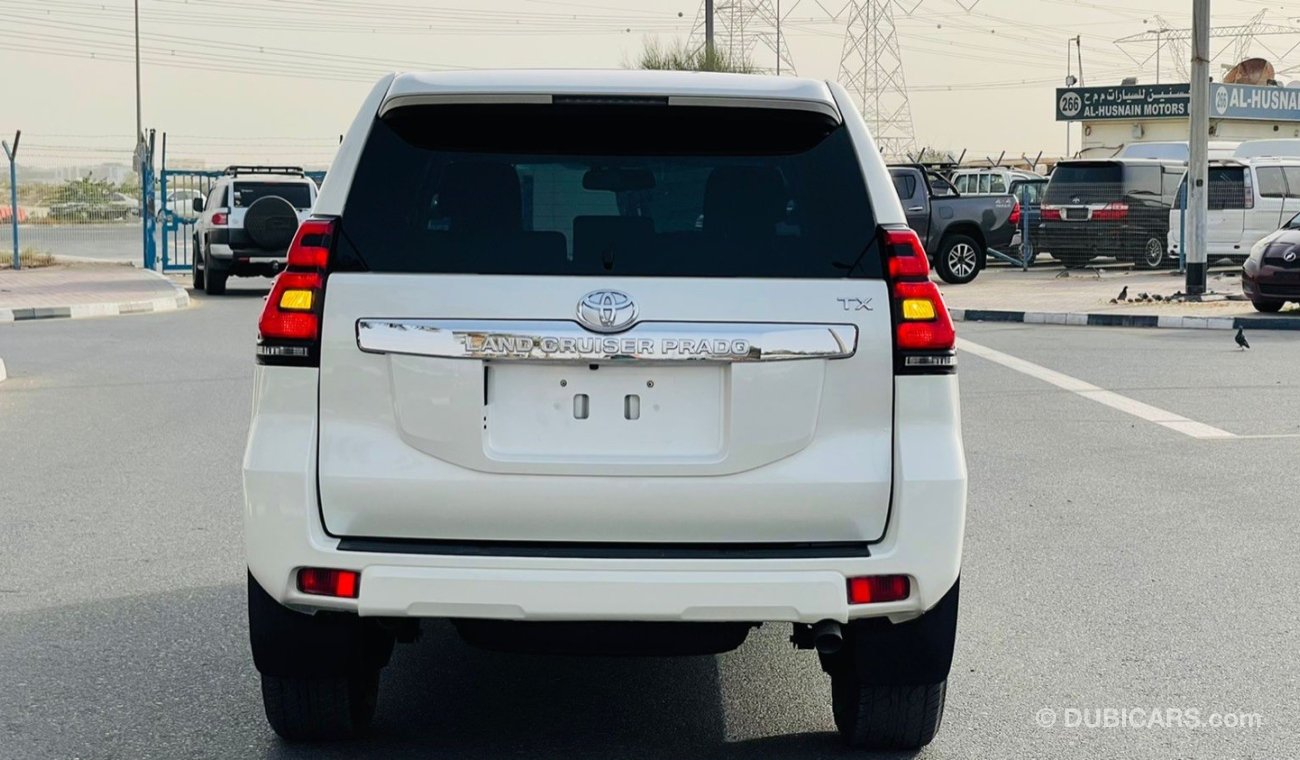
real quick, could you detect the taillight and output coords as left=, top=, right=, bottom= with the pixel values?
left=1090, top=202, right=1128, bottom=221
left=297, top=567, right=360, bottom=599
left=847, top=575, right=910, bottom=604
left=210, top=211, right=228, bottom=225
left=1009, top=199, right=1021, bottom=226
left=1041, top=205, right=1062, bottom=221
left=256, top=218, right=334, bottom=366
left=882, top=225, right=956, bottom=374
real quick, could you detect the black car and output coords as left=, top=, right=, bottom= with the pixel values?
left=1039, top=159, right=1184, bottom=269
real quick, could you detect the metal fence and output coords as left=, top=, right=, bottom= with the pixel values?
left=2, top=132, right=335, bottom=270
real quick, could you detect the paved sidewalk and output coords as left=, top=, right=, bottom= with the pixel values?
left=0, top=263, right=189, bottom=322
left=941, top=264, right=1300, bottom=330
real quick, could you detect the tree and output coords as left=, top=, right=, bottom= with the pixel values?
left=633, top=38, right=756, bottom=73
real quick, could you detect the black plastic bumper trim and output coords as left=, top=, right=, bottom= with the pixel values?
left=335, top=537, right=872, bottom=560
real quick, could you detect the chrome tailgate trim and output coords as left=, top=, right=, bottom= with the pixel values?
left=356, top=319, right=858, bottom=363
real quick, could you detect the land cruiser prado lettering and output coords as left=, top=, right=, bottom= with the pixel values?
left=243, top=70, right=967, bottom=751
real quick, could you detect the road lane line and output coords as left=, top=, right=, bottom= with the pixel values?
left=956, top=337, right=1237, bottom=440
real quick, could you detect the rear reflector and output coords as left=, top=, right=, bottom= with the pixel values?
left=297, top=568, right=360, bottom=599
left=847, top=575, right=910, bottom=604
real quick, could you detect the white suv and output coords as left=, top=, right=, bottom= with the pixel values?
left=191, top=166, right=318, bottom=295
left=243, top=70, right=967, bottom=751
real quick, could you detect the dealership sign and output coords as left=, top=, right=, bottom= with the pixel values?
left=1056, top=83, right=1300, bottom=122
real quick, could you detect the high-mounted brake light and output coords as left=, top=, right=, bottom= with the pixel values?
left=297, top=567, right=360, bottom=599
left=847, top=575, right=910, bottom=604
left=256, top=218, right=334, bottom=366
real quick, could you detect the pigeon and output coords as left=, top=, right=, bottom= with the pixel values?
left=1152, top=294, right=1164, bottom=302
left=1117, top=286, right=1128, bottom=301
left=1109, top=298, right=1118, bottom=304
left=1137, top=292, right=1149, bottom=301
left=1235, top=328, right=1250, bottom=350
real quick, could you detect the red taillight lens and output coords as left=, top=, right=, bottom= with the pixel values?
left=256, top=218, right=334, bottom=365
left=210, top=211, right=228, bottom=226
left=847, top=575, right=910, bottom=604
left=1091, top=202, right=1128, bottom=221
left=1041, top=205, right=1061, bottom=221
left=287, top=218, right=334, bottom=269
left=259, top=271, right=323, bottom=340
left=883, top=226, right=930, bottom=279
left=1009, top=199, right=1021, bottom=226
left=893, top=280, right=955, bottom=351
left=297, top=568, right=360, bottom=599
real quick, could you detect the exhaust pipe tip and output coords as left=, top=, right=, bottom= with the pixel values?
left=811, top=619, right=844, bottom=655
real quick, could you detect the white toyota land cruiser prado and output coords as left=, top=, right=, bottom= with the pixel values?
left=244, top=70, right=966, bottom=751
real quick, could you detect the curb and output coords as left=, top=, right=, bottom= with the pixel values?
left=950, top=308, right=1300, bottom=331
left=0, top=271, right=190, bottom=324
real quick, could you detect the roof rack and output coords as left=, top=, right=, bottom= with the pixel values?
left=223, top=165, right=305, bottom=177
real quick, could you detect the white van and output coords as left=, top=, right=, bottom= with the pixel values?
left=1168, top=156, right=1300, bottom=260
left=949, top=167, right=1042, bottom=195
left=1118, top=141, right=1241, bottom=161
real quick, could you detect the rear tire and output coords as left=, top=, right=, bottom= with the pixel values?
left=203, top=252, right=227, bottom=295
left=935, top=234, right=982, bottom=284
left=1135, top=236, right=1166, bottom=269
left=192, top=239, right=205, bottom=290
left=261, top=670, right=380, bottom=742
left=248, top=573, right=395, bottom=742
left=831, top=677, right=947, bottom=750
left=1253, top=299, right=1284, bottom=313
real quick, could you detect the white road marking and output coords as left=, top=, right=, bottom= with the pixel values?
left=956, top=337, right=1237, bottom=440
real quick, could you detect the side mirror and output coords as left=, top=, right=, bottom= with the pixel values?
left=192, top=197, right=205, bottom=213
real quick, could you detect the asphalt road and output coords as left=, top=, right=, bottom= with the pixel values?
left=1, top=283, right=1298, bottom=759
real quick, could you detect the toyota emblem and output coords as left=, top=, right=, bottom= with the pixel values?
left=1286, top=250, right=1298, bottom=263
left=577, top=290, right=637, bottom=333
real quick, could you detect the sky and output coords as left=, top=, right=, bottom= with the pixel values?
left=6, top=0, right=1300, bottom=169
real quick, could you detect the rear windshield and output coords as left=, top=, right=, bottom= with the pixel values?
left=337, top=103, right=880, bottom=278
left=1176, top=167, right=1249, bottom=210
left=1045, top=162, right=1171, bottom=205
left=234, top=182, right=312, bottom=209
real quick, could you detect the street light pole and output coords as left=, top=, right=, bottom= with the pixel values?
left=775, top=0, right=781, bottom=75
left=134, top=0, right=142, bottom=146
left=1186, top=0, right=1210, bottom=296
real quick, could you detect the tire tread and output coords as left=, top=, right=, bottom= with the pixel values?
left=833, top=678, right=946, bottom=750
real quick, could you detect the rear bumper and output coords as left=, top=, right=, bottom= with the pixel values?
left=243, top=367, right=966, bottom=625
left=207, top=243, right=288, bottom=275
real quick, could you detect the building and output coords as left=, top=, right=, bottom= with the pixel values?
left=1056, top=82, right=1300, bottom=158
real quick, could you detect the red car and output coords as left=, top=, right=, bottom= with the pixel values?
left=1243, top=224, right=1300, bottom=312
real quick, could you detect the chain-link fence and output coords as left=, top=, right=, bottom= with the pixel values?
left=1, top=137, right=140, bottom=267
left=2, top=133, right=337, bottom=269
left=1038, top=160, right=1185, bottom=270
